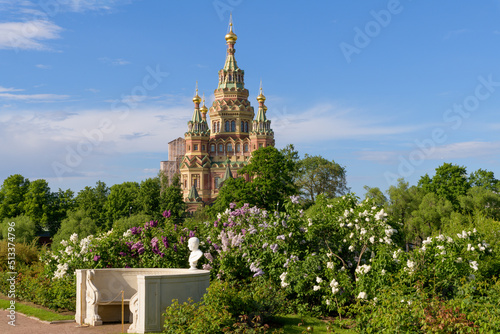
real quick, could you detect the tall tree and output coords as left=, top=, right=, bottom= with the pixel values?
left=23, top=179, right=52, bottom=231
left=104, top=181, right=140, bottom=229
left=418, top=163, right=470, bottom=210
left=138, top=177, right=161, bottom=218
left=238, top=146, right=297, bottom=210
left=0, top=174, right=30, bottom=219
left=469, top=168, right=499, bottom=191
left=160, top=174, right=186, bottom=221
left=363, top=185, right=387, bottom=207
left=407, top=192, right=453, bottom=241
left=49, top=188, right=76, bottom=235
left=75, top=181, right=109, bottom=229
left=296, top=154, right=348, bottom=203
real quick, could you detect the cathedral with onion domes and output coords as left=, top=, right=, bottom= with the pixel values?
left=160, top=18, right=275, bottom=211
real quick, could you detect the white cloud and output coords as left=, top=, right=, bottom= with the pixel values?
left=0, top=86, right=24, bottom=92
left=0, top=20, right=62, bottom=50
left=86, top=88, right=100, bottom=93
left=443, top=29, right=469, bottom=40
left=99, top=57, right=131, bottom=66
left=268, top=103, right=421, bottom=144
left=357, top=141, right=500, bottom=164
left=36, top=64, right=51, bottom=69
left=0, top=92, right=70, bottom=101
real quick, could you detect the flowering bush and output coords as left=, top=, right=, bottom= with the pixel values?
left=42, top=213, right=197, bottom=280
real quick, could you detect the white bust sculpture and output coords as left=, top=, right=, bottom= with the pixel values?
left=188, top=237, right=203, bottom=270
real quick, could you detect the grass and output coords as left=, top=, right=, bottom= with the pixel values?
left=0, top=298, right=75, bottom=322
left=274, top=314, right=357, bottom=334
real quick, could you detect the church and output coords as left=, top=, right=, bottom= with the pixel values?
left=160, top=20, right=275, bottom=211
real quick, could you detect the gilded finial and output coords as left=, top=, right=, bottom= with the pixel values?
left=201, top=93, right=208, bottom=113
left=225, top=13, right=237, bottom=42
left=257, top=80, right=266, bottom=102
left=192, top=81, right=202, bottom=104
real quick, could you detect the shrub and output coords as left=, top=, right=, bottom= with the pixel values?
left=0, top=239, right=40, bottom=271
left=1, top=215, right=37, bottom=244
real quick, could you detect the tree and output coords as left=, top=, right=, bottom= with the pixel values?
left=296, top=154, right=348, bottom=204
left=137, top=177, right=161, bottom=218
left=407, top=192, right=453, bottom=241
left=23, top=179, right=52, bottom=231
left=160, top=174, right=186, bottom=221
left=469, top=168, right=499, bottom=191
left=280, top=144, right=301, bottom=184
left=52, top=209, right=99, bottom=248
left=238, top=146, right=297, bottom=210
left=363, top=185, right=387, bottom=207
left=49, top=188, right=76, bottom=235
left=386, top=178, right=424, bottom=242
left=75, top=181, right=109, bottom=229
left=0, top=174, right=30, bottom=219
left=418, top=163, right=470, bottom=211
left=459, top=186, right=500, bottom=220
left=104, top=181, right=140, bottom=229
left=209, top=177, right=253, bottom=214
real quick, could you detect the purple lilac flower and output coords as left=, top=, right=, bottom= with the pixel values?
left=270, top=244, right=279, bottom=253
left=213, top=244, right=220, bottom=250
left=241, top=229, right=246, bottom=235
left=149, top=220, right=158, bottom=228
left=214, top=221, right=218, bottom=227
left=174, top=245, right=177, bottom=252
left=189, top=230, right=195, bottom=238
left=151, top=237, right=160, bottom=254
left=277, top=235, right=286, bottom=241
left=204, top=252, right=214, bottom=262
left=162, top=210, right=171, bottom=218
left=180, top=236, right=184, bottom=244
left=253, top=269, right=265, bottom=277
left=119, top=252, right=126, bottom=257
left=162, top=236, right=169, bottom=249
left=174, top=224, right=177, bottom=232
left=93, top=255, right=101, bottom=261
left=202, top=264, right=212, bottom=270
left=223, top=223, right=228, bottom=227
left=125, top=265, right=131, bottom=268
left=290, top=195, right=300, bottom=204
left=230, top=202, right=236, bottom=209
left=130, top=227, right=140, bottom=235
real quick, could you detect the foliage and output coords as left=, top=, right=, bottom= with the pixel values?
left=104, top=181, right=140, bottom=230
left=0, top=239, right=39, bottom=271
left=0, top=299, right=75, bottom=322
left=363, top=186, right=387, bottom=207
left=418, top=163, right=470, bottom=211
left=297, top=154, right=348, bottom=204
left=111, top=212, right=153, bottom=234
left=0, top=174, right=30, bottom=220
left=1, top=215, right=37, bottom=244
left=75, top=181, right=109, bottom=229
left=51, top=209, right=99, bottom=248
left=163, top=279, right=286, bottom=333
left=160, top=174, right=186, bottom=222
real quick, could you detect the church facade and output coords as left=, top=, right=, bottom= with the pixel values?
left=161, top=21, right=274, bottom=211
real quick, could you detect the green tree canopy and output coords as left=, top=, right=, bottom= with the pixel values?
left=23, top=179, right=52, bottom=230
left=1, top=215, right=37, bottom=244
left=469, top=168, right=499, bottom=191
left=75, top=181, right=109, bottom=229
left=418, top=163, right=470, bottom=210
left=297, top=154, right=348, bottom=204
left=52, top=209, right=99, bottom=248
left=160, top=174, right=186, bottom=221
left=137, top=177, right=161, bottom=218
left=0, top=174, right=30, bottom=219
left=104, top=181, right=140, bottom=230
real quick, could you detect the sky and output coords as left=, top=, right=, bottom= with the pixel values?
left=1, top=0, right=499, bottom=197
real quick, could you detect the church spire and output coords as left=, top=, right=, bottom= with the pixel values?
left=187, top=82, right=208, bottom=134
left=219, top=14, right=244, bottom=89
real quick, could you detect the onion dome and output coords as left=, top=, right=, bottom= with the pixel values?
left=225, top=22, right=237, bottom=43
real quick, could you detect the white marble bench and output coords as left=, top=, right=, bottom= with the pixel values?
left=75, top=268, right=210, bottom=333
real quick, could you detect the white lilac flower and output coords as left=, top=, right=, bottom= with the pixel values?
left=280, top=272, right=289, bottom=288
left=276, top=235, right=286, bottom=241
left=316, top=277, right=323, bottom=283
left=64, top=246, right=74, bottom=256
left=405, top=260, right=416, bottom=274
left=467, top=244, right=475, bottom=251
left=349, top=233, right=354, bottom=239
left=347, top=222, right=353, bottom=228
left=437, top=234, right=445, bottom=241
left=469, top=261, right=479, bottom=271
left=437, top=245, right=445, bottom=250
left=446, top=237, right=453, bottom=243
left=60, top=240, right=68, bottom=247
left=70, top=233, right=78, bottom=242
left=369, top=236, right=375, bottom=244
left=327, top=262, right=334, bottom=269
left=355, top=264, right=371, bottom=275
left=381, top=269, right=386, bottom=275
left=270, top=243, right=279, bottom=253
left=357, top=292, right=367, bottom=299
left=360, top=228, right=367, bottom=235
left=348, top=245, right=355, bottom=252
left=339, top=222, right=345, bottom=227
left=422, top=237, right=433, bottom=245
left=326, top=299, right=331, bottom=305
left=374, top=209, right=387, bottom=220
left=313, top=285, right=321, bottom=291
left=123, top=230, right=132, bottom=238
left=455, top=257, right=463, bottom=263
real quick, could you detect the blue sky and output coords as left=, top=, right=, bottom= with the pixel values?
left=1, top=0, right=499, bottom=197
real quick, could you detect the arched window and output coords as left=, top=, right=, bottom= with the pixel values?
left=243, top=143, right=248, bottom=152
left=244, top=121, right=248, bottom=132
left=225, top=121, right=230, bottom=132
left=227, top=143, right=233, bottom=152
left=218, top=144, right=224, bottom=152
left=236, top=143, right=240, bottom=152
left=241, top=121, right=244, bottom=132
left=210, top=144, right=215, bottom=152
left=231, top=120, right=236, bottom=132
left=214, top=177, right=220, bottom=189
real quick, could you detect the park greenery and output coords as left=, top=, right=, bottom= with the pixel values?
left=0, top=146, right=499, bottom=333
